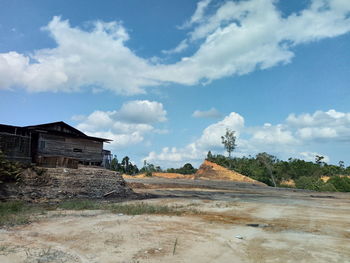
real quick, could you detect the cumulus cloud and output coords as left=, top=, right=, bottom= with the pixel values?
left=192, top=108, right=222, bottom=119
left=287, top=109, right=350, bottom=141
left=146, top=112, right=245, bottom=166
left=1, top=0, right=350, bottom=94
left=249, top=123, right=298, bottom=145
left=299, top=152, right=330, bottom=163
left=75, top=100, right=167, bottom=149
left=117, top=100, right=167, bottom=124
left=146, top=109, right=350, bottom=166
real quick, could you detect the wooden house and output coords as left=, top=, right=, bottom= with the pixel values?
left=0, top=121, right=111, bottom=168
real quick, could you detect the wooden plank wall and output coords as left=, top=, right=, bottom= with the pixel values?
left=37, top=134, right=103, bottom=163
left=0, top=133, right=31, bottom=163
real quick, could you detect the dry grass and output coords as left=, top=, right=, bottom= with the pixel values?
left=0, top=201, right=47, bottom=227
left=0, top=200, right=202, bottom=227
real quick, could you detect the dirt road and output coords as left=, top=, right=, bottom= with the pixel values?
left=1, top=178, right=350, bottom=262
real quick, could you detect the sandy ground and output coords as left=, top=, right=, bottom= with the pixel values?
left=1, top=179, right=350, bottom=263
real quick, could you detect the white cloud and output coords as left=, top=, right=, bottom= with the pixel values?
left=1, top=1, right=350, bottom=94
left=146, top=112, right=245, bottom=166
left=299, top=152, right=330, bottom=163
left=146, top=109, right=350, bottom=166
left=117, top=100, right=167, bottom=124
left=0, top=17, right=158, bottom=95
left=162, top=40, right=189, bottom=54
left=249, top=123, right=298, bottom=145
left=287, top=109, right=350, bottom=141
left=192, top=107, right=222, bottom=119
left=75, top=100, right=166, bottom=149
left=181, top=0, right=212, bottom=28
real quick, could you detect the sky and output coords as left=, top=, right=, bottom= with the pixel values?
left=1, top=0, right=350, bottom=168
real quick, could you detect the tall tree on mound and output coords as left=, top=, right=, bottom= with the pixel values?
left=221, top=128, right=236, bottom=158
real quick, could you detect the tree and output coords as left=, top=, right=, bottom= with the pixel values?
left=140, top=160, right=159, bottom=173
left=256, top=152, right=277, bottom=187
left=221, top=129, right=236, bottom=158
left=178, top=163, right=197, bottom=174
left=207, top=151, right=213, bottom=160
left=121, top=156, right=130, bottom=173
left=110, top=155, right=121, bottom=171
left=315, top=155, right=325, bottom=166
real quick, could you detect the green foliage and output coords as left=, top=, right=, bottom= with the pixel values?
left=318, top=182, right=338, bottom=192
left=221, top=128, right=236, bottom=158
left=0, top=151, right=22, bottom=183
left=327, top=176, right=350, bottom=192
left=145, top=171, right=153, bottom=177
left=109, top=155, right=139, bottom=175
left=0, top=201, right=46, bottom=226
left=140, top=160, right=161, bottom=174
left=207, top=152, right=350, bottom=191
left=295, top=176, right=325, bottom=191
left=166, top=163, right=197, bottom=175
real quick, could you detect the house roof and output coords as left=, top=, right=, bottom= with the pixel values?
left=24, top=121, right=87, bottom=136
left=1, top=121, right=112, bottom=142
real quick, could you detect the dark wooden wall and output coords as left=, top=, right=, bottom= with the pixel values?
left=37, top=134, right=103, bottom=163
left=0, top=133, right=31, bottom=163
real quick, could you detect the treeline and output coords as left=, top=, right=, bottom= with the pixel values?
left=110, top=156, right=139, bottom=175
left=109, top=157, right=197, bottom=176
left=164, top=163, right=197, bottom=174
left=206, top=151, right=350, bottom=192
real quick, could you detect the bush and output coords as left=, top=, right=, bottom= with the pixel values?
left=295, top=176, right=324, bottom=191
left=318, top=183, right=338, bottom=192
left=327, top=176, right=350, bottom=192
left=145, top=171, right=153, bottom=177
left=0, top=151, right=22, bottom=183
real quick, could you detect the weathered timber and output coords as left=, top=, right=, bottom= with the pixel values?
left=0, top=121, right=112, bottom=168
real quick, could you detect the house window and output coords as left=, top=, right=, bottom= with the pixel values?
left=73, top=148, right=83, bottom=152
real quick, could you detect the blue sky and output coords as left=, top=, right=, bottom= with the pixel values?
left=1, top=0, right=350, bottom=168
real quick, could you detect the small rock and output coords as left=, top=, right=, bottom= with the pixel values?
left=235, top=235, right=243, bottom=240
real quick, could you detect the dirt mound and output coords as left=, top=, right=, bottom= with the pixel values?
left=321, top=175, right=350, bottom=182
left=123, top=172, right=194, bottom=179
left=280, top=179, right=295, bottom=187
left=195, top=160, right=266, bottom=186
left=1, top=166, right=136, bottom=201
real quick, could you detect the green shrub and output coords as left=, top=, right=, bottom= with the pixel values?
left=318, top=182, right=338, bottom=192
left=327, top=176, right=350, bottom=192
left=295, top=176, right=324, bottom=191
left=0, top=151, right=22, bottom=183
left=145, top=171, right=153, bottom=177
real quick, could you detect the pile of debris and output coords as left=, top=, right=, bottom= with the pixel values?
left=1, top=166, right=137, bottom=202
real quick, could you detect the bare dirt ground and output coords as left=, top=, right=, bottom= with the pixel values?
left=1, top=178, right=350, bottom=263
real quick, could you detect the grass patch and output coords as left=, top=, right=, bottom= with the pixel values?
left=58, top=200, right=103, bottom=210
left=0, top=200, right=199, bottom=227
left=109, top=202, right=183, bottom=216
left=0, top=201, right=46, bottom=227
